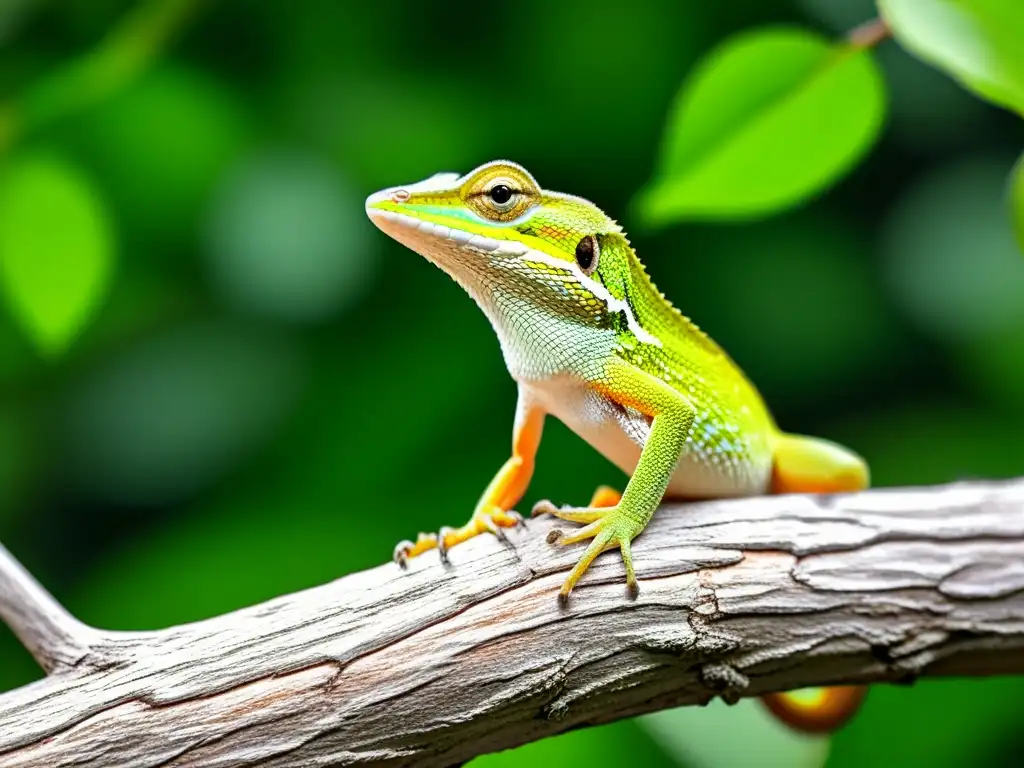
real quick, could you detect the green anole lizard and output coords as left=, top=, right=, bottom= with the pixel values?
left=365, top=160, right=869, bottom=732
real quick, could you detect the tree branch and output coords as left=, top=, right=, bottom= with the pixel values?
left=847, top=17, right=891, bottom=49
left=0, top=543, right=98, bottom=674
left=1, top=479, right=1024, bottom=767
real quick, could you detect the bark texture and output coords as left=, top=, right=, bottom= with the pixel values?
left=1, top=479, right=1023, bottom=767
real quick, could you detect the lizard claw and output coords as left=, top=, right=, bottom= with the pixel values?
left=392, top=531, right=440, bottom=567
left=393, top=507, right=526, bottom=567
left=540, top=502, right=641, bottom=600
left=393, top=540, right=414, bottom=568
left=476, top=512, right=521, bottom=548
left=436, top=526, right=455, bottom=564
left=531, top=499, right=559, bottom=517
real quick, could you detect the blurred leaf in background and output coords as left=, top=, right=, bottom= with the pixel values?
left=879, top=0, right=1024, bottom=116
left=635, top=27, right=886, bottom=225
left=0, top=149, right=114, bottom=356
left=797, top=0, right=877, bottom=32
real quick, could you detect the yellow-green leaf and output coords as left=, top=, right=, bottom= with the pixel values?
left=1011, top=152, right=1024, bottom=255
left=634, top=27, right=886, bottom=226
left=880, top=0, right=1024, bottom=116
left=0, top=152, right=114, bottom=357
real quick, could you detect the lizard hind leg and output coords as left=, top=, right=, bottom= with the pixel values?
left=588, top=485, right=622, bottom=508
left=393, top=391, right=545, bottom=567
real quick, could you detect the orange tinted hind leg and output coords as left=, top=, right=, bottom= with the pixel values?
left=588, top=485, right=622, bottom=508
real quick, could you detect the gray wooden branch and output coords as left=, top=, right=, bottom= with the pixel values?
left=1, top=479, right=1024, bottom=767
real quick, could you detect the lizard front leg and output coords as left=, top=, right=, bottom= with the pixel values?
left=535, top=363, right=694, bottom=600
left=394, top=386, right=545, bottom=566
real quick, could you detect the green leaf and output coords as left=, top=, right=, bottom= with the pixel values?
left=634, top=27, right=886, bottom=225
left=0, top=152, right=114, bottom=356
left=879, top=0, right=1024, bottom=116
left=1011, top=152, right=1024, bottom=255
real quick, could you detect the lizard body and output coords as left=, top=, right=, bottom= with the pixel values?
left=365, top=160, right=869, bottom=732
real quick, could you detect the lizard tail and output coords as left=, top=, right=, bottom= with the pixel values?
left=769, top=432, right=869, bottom=495
left=760, top=431, right=871, bottom=734
left=761, top=687, right=867, bottom=734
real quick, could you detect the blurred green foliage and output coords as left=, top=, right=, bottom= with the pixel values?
left=880, top=0, right=1024, bottom=116
left=1012, top=152, right=1024, bottom=254
left=0, top=149, right=113, bottom=355
left=0, top=1, right=1023, bottom=766
left=642, top=698, right=831, bottom=768
left=635, top=27, right=886, bottom=223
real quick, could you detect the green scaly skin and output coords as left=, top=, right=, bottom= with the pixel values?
left=366, top=160, right=871, bottom=733
left=365, top=159, right=867, bottom=599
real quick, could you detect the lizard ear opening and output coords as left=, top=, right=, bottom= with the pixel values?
left=575, top=235, right=600, bottom=275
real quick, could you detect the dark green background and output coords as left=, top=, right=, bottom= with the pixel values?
left=1, top=1, right=1023, bottom=766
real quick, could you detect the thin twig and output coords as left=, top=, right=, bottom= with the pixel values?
left=847, top=17, right=891, bottom=49
left=0, top=543, right=94, bottom=674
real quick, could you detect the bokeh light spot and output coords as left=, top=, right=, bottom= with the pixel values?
left=882, top=154, right=1024, bottom=341
left=204, top=149, right=375, bottom=325
left=59, top=320, right=304, bottom=507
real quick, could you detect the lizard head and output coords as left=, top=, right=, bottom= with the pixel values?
left=365, top=160, right=634, bottom=327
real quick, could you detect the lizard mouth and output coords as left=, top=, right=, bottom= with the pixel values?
left=364, top=201, right=527, bottom=258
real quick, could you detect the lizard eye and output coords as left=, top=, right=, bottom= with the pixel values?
left=462, top=164, right=537, bottom=222
left=575, top=235, right=600, bottom=275
left=489, top=184, right=513, bottom=205
left=483, top=180, right=520, bottom=213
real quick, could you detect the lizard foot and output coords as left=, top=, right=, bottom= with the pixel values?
left=529, top=484, right=621, bottom=521
left=393, top=506, right=524, bottom=567
left=532, top=491, right=640, bottom=602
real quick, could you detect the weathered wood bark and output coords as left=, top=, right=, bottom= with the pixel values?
left=1, top=479, right=1024, bottom=767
